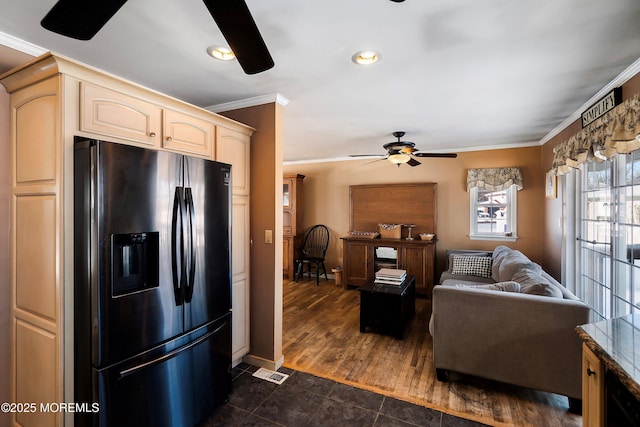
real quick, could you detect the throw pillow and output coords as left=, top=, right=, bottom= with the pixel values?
left=447, top=251, right=492, bottom=272
left=512, top=268, right=563, bottom=298
left=455, top=281, right=521, bottom=292
left=451, top=255, right=493, bottom=278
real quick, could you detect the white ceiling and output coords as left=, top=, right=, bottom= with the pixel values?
left=1, top=0, right=640, bottom=162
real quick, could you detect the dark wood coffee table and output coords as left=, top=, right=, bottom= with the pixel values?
left=358, top=275, right=416, bottom=339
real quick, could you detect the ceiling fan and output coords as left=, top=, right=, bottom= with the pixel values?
left=349, top=131, right=457, bottom=167
left=40, top=0, right=274, bottom=75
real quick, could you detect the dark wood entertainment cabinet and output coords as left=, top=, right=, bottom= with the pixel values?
left=343, top=183, right=438, bottom=297
left=341, top=237, right=435, bottom=296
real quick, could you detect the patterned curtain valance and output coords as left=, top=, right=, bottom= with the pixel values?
left=552, top=93, right=640, bottom=175
left=466, top=167, right=523, bottom=192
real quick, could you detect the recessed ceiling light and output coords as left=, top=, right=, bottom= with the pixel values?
left=207, top=45, right=236, bottom=61
left=352, top=50, right=381, bottom=65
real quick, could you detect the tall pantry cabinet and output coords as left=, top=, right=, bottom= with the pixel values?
left=1, top=53, right=254, bottom=426
left=215, top=127, right=252, bottom=365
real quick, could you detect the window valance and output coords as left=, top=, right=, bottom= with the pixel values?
left=552, top=93, right=640, bottom=175
left=466, top=167, right=523, bottom=192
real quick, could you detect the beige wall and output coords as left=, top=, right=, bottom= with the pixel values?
left=284, top=145, right=546, bottom=279
left=1, top=82, right=10, bottom=427
left=220, top=103, right=284, bottom=367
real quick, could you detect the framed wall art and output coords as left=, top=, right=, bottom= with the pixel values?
left=545, top=170, right=557, bottom=198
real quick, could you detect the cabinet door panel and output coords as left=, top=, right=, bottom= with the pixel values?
left=582, top=343, right=603, bottom=427
left=163, top=109, right=214, bottom=158
left=402, top=244, right=435, bottom=295
left=15, top=320, right=57, bottom=427
left=216, top=127, right=250, bottom=195
left=231, top=197, right=249, bottom=277
left=81, top=82, right=161, bottom=146
left=402, top=246, right=426, bottom=292
left=15, top=196, right=57, bottom=320
left=345, top=241, right=371, bottom=286
left=231, top=277, right=249, bottom=363
left=15, top=92, right=57, bottom=184
left=230, top=196, right=250, bottom=364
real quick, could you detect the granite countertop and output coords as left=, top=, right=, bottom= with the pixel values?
left=577, top=313, right=640, bottom=400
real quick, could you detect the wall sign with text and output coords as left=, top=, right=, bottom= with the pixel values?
left=581, top=87, right=622, bottom=127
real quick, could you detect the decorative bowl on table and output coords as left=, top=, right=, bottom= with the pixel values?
left=348, top=231, right=379, bottom=239
left=419, top=233, right=435, bottom=241
left=378, top=223, right=402, bottom=239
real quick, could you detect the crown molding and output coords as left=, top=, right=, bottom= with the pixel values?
left=205, top=93, right=290, bottom=113
left=0, top=31, right=47, bottom=57
left=539, top=56, right=640, bottom=145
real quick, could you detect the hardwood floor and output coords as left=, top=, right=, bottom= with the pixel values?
left=282, top=279, right=582, bottom=427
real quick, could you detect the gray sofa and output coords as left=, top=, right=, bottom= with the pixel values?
left=429, top=246, right=590, bottom=410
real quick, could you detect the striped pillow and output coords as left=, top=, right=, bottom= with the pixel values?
left=451, top=255, right=493, bottom=278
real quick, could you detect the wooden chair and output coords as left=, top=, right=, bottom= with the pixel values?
left=294, top=224, right=330, bottom=285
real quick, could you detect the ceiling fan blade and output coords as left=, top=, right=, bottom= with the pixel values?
left=407, top=158, right=421, bottom=167
left=202, top=0, right=274, bottom=74
left=41, top=0, right=128, bottom=40
left=414, top=152, right=458, bottom=158
left=361, top=158, right=388, bottom=166
left=348, top=154, right=386, bottom=157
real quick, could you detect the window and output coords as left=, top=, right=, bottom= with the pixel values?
left=469, top=185, right=518, bottom=241
left=573, top=151, right=640, bottom=320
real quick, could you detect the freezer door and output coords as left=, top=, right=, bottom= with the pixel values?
left=77, top=141, right=185, bottom=367
left=182, top=157, right=232, bottom=331
left=85, top=317, right=231, bottom=427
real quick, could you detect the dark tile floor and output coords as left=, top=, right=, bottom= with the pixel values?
left=203, top=364, right=489, bottom=427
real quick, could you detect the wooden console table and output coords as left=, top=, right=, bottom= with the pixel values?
left=342, top=237, right=435, bottom=296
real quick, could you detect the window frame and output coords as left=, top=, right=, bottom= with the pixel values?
left=572, top=152, right=640, bottom=320
left=468, top=185, right=518, bottom=242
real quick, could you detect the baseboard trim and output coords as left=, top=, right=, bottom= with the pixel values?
left=242, top=354, right=285, bottom=371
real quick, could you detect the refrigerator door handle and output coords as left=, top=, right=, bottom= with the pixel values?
left=185, top=187, right=196, bottom=303
left=171, top=186, right=186, bottom=306
left=118, top=319, right=228, bottom=379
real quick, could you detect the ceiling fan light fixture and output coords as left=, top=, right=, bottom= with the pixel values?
left=388, top=153, right=410, bottom=164
left=352, top=50, right=381, bottom=65
left=207, top=45, right=236, bottom=61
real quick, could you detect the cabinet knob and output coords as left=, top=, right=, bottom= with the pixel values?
left=149, top=132, right=156, bottom=137
left=166, top=136, right=173, bottom=142
left=587, top=368, right=596, bottom=377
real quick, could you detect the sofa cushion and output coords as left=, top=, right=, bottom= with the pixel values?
left=512, top=267, right=563, bottom=298
left=492, top=246, right=540, bottom=282
left=451, top=255, right=493, bottom=278
left=440, top=273, right=496, bottom=285
left=455, top=281, right=521, bottom=292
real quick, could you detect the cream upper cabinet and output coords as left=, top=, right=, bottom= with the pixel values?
left=80, top=82, right=161, bottom=147
left=216, top=126, right=251, bottom=195
left=162, top=108, right=215, bottom=158
left=81, top=82, right=217, bottom=159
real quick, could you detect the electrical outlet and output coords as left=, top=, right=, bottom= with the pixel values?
left=265, top=229, right=273, bottom=244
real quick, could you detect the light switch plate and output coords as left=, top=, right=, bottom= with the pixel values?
left=265, top=229, right=273, bottom=244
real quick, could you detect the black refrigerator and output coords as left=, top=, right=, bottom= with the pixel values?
left=74, top=138, right=232, bottom=427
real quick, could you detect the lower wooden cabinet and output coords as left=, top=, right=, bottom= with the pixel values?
left=582, top=343, right=604, bottom=427
left=341, top=237, right=435, bottom=296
